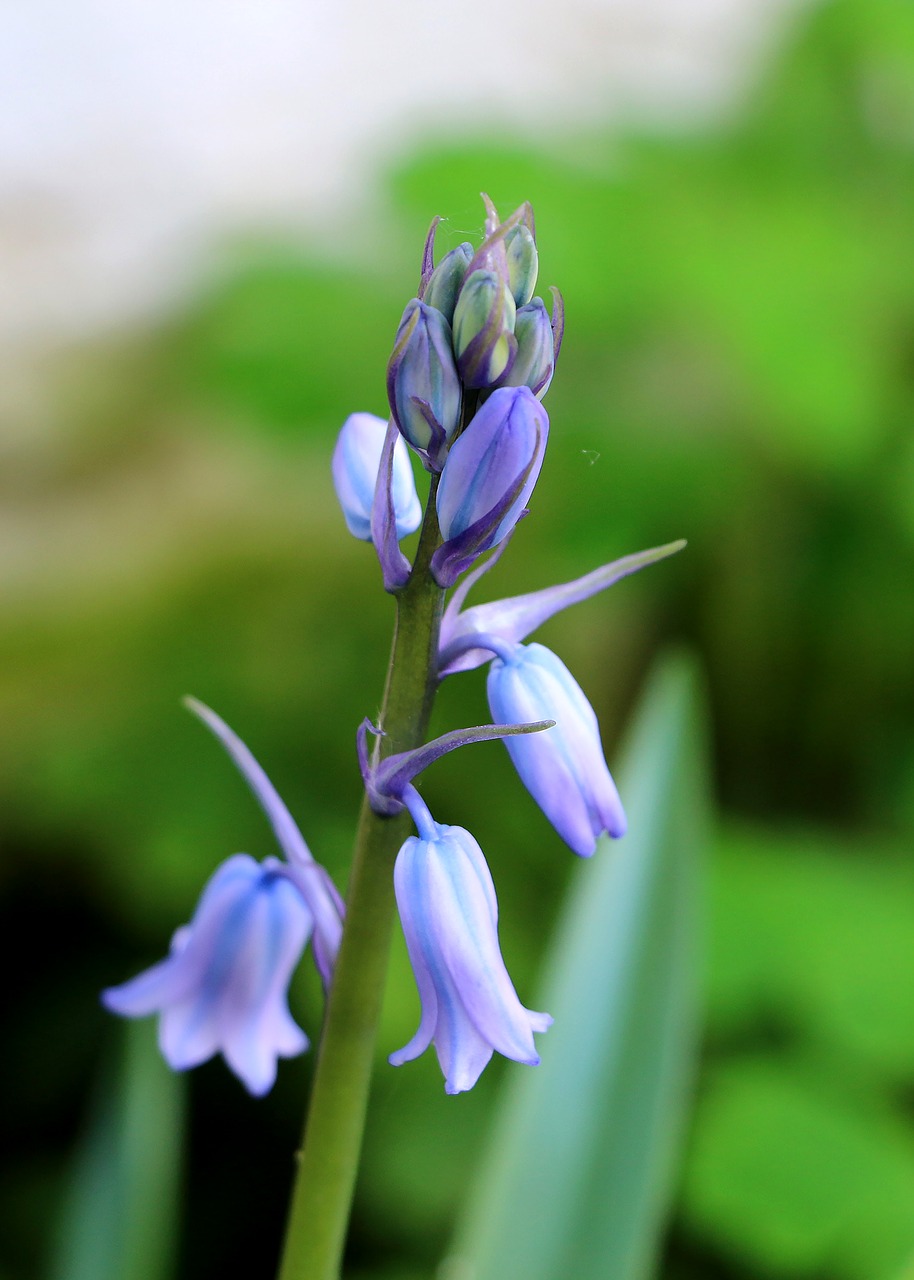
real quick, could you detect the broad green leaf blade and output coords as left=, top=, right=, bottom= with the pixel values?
left=50, top=1021, right=184, bottom=1280
left=448, top=650, right=710, bottom=1280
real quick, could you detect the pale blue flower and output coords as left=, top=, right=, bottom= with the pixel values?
left=332, top=412, right=421, bottom=543
left=185, top=698, right=344, bottom=988
left=487, top=642, right=626, bottom=856
left=390, top=789, right=551, bottom=1093
left=103, top=855, right=312, bottom=1096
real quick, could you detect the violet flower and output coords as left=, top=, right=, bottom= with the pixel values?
left=486, top=641, right=626, bottom=857
left=184, top=698, right=344, bottom=988
left=390, top=787, right=551, bottom=1094
left=103, top=855, right=312, bottom=1096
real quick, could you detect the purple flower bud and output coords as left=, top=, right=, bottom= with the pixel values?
left=102, top=855, right=312, bottom=1096
left=390, top=814, right=551, bottom=1094
left=432, top=387, right=548, bottom=587
left=423, top=242, right=473, bottom=322
left=486, top=642, right=626, bottom=856
left=332, top=412, right=421, bottom=542
left=497, top=298, right=554, bottom=397
left=387, top=298, right=462, bottom=471
left=452, top=270, right=517, bottom=389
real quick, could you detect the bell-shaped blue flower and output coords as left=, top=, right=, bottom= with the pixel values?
left=432, top=386, right=548, bottom=587
left=103, top=854, right=313, bottom=1096
left=332, top=412, right=421, bottom=543
left=486, top=642, right=626, bottom=857
left=386, top=298, right=462, bottom=471
left=391, top=794, right=551, bottom=1094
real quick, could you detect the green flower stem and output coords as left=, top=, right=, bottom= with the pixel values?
left=277, top=480, right=445, bottom=1280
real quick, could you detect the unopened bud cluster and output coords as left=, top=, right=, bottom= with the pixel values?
left=386, top=197, right=563, bottom=475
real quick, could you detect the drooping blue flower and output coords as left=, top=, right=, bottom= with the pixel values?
left=390, top=789, right=551, bottom=1093
left=486, top=641, right=626, bottom=857
left=103, top=855, right=312, bottom=1096
left=331, top=412, right=421, bottom=543
left=184, top=698, right=344, bottom=989
left=432, top=386, right=549, bottom=587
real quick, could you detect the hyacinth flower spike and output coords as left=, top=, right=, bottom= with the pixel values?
left=184, top=698, right=344, bottom=988
left=438, top=538, right=687, bottom=676
left=103, top=854, right=313, bottom=1096
left=391, top=785, right=552, bottom=1094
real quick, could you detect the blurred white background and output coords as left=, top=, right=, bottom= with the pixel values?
left=0, top=0, right=804, bottom=383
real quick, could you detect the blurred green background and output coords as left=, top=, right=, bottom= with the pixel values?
left=3, top=1, right=914, bottom=1277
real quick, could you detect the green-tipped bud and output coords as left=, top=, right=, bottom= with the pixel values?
left=498, top=298, right=554, bottom=397
left=423, top=243, right=473, bottom=322
left=504, top=222, right=538, bottom=307
left=453, top=270, right=517, bottom=389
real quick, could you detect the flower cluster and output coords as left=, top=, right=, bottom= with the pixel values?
left=103, top=196, right=682, bottom=1097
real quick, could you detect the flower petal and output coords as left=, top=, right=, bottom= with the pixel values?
left=439, top=540, right=686, bottom=675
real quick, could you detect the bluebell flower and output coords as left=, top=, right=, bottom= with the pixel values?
left=486, top=642, right=626, bottom=856
left=103, top=855, right=312, bottom=1096
left=184, top=698, right=344, bottom=989
left=390, top=789, right=551, bottom=1094
left=331, top=412, right=421, bottom=543
left=432, top=386, right=549, bottom=587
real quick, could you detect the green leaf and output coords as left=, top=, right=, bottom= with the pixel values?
left=446, top=650, right=710, bottom=1280
left=682, top=1057, right=914, bottom=1280
left=49, top=1021, right=184, bottom=1280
